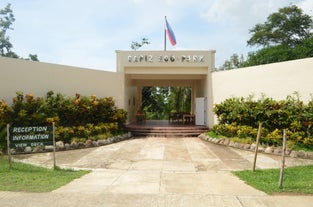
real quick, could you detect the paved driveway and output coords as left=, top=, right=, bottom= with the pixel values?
left=1, top=137, right=313, bottom=207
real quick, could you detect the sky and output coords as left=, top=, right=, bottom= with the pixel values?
left=1, top=0, right=313, bottom=71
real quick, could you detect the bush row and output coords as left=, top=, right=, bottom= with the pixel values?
left=211, top=123, right=313, bottom=149
left=212, top=93, right=313, bottom=148
left=7, top=91, right=127, bottom=127
left=0, top=91, right=127, bottom=148
left=56, top=123, right=118, bottom=143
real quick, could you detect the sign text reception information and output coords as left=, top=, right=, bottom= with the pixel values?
left=9, top=126, right=53, bottom=148
left=6, top=123, right=57, bottom=169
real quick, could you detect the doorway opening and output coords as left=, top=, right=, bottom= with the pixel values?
left=141, top=86, right=192, bottom=120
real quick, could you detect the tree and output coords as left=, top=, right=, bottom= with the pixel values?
left=241, top=45, right=291, bottom=67
left=0, top=3, right=38, bottom=61
left=141, top=86, right=192, bottom=120
left=293, top=36, right=313, bottom=59
left=232, top=5, right=313, bottom=68
left=25, top=54, right=39, bottom=61
left=141, top=86, right=170, bottom=119
left=131, top=38, right=150, bottom=51
left=0, top=3, right=15, bottom=57
left=219, top=53, right=244, bottom=70
left=247, top=5, right=313, bottom=48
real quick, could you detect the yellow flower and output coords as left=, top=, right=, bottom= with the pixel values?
left=74, top=99, right=80, bottom=105
left=91, top=94, right=97, bottom=100
left=25, top=93, right=34, bottom=101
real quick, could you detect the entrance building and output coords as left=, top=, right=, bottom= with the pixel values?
left=116, top=50, right=216, bottom=127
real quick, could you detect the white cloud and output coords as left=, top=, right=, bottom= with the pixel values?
left=201, top=0, right=293, bottom=33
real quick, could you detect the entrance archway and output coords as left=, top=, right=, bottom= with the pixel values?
left=116, top=50, right=216, bottom=127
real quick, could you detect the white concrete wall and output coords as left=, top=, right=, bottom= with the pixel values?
left=211, top=57, right=313, bottom=105
left=0, top=57, right=124, bottom=108
left=2, top=54, right=313, bottom=127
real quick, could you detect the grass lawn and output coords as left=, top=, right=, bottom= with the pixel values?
left=0, top=155, right=90, bottom=192
left=233, top=165, right=313, bottom=195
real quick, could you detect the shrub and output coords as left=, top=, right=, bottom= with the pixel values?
left=211, top=123, right=261, bottom=141
left=263, top=128, right=283, bottom=146
left=212, top=93, right=313, bottom=148
left=211, top=123, right=237, bottom=137
left=205, top=131, right=225, bottom=138
left=1, top=91, right=127, bottom=146
left=0, top=100, right=10, bottom=150
left=236, top=125, right=258, bottom=139
left=8, top=92, right=46, bottom=126
left=230, top=137, right=254, bottom=145
left=55, top=123, right=118, bottom=143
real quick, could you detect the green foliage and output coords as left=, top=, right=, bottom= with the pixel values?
left=56, top=123, right=117, bottom=143
left=8, top=92, right=46, bottom=126
left=0, top=100, right=10, bottom=149
left=219, top=53, right=245, bottom=70
left=0, top=3, right=15, bottom=56
left=230, top=137, right=254, bottom=145
left=205, top=131, right=225, bottom=138
left=212, top=94, right=313, bottom=148
left=131, top=38, right=150, bottom=51
left=292, top=36, right=313, bottom=59
left=7, top=91, right=127, bottom=128
left=142, top=86, right=191, bottom=120
left=211, top=123, right=237, bottom=137
left=241, top=40, right=313, bottom=67
left=0, top=91, right=127, bottom=147
left=247, top=5, right=313, bottom=47
left=244, top=5, right=313, bottom=67
left=0, top=3, right=38, bottom=60
left=241, top=45, right=292, bottom=67
left=211, top=123, right=259, bottom=141
left=221, top=5, right=313, bottom=69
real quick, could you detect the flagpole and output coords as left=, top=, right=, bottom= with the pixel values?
left=164, top=16, right=167, bottom=51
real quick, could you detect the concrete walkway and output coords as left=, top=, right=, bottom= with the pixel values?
left=1, top=137, right=313, bottom=207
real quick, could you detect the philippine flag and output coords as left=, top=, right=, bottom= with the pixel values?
left=165, top=17, right=177, bottom=46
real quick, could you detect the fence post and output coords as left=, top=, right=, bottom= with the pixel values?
left=279, top=129, right=287, bottom=189
left=253, top=122, right=262, bottom=172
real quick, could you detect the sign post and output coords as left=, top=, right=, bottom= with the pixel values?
left=279, top=129, right=287, bottom=189
left=52, top=122, right=56, bottom=169
left=253, top=122, right=262, bottom=172
left=6, top=124, right=12, bottom=170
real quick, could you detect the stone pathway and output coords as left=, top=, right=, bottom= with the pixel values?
left=1, top=137, right=313, bottom=207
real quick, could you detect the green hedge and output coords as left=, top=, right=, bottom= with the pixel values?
left=0, top=91, right=127, bottom=148
left=212, top=93, right=313, bottom=148
left=56, top=123, right=118, bottom=143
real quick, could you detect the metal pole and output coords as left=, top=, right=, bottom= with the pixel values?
left=164, top=16, right=167, bottom=51
left=6, top=124, right=12, bottom=170
left=253, top=122, right=262, bottom=172
left=279, top=129, right=287, bottom=189
left=52, top=122, right=56, bottom=169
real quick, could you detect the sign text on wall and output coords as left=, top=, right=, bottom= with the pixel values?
left=127, top=54, right=205, bottom=63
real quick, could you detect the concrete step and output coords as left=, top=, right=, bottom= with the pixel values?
left=126, top=125, right=208, bottom=138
